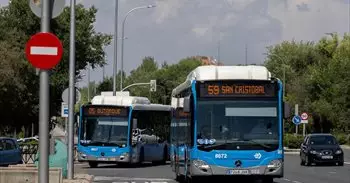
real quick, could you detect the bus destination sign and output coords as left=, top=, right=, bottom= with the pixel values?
left=198, top=80, right=277, bottom=98
left=83, top=106, right=129, bottom=117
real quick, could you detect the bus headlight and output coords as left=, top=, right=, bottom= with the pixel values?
left=120, top=152, right=129, bottom=158
left=193, top=160, right=210, bottom=170
left=267, top=159, right=282, bottom=168
left=79, top=152, right=87, bottom=159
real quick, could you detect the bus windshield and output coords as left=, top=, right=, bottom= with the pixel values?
left=80, top=116, right=129, bottom=147
left=196, top=99, right=279, bottom=151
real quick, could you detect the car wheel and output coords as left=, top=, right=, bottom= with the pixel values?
left=262, top=177, right=274, bottom=183
left=88, top=162, right=98, bottom=168
left=338, top=161, right=344, bottom=166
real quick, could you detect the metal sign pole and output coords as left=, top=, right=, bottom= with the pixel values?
left=295, top=104, right=298, bottom=135
left=39, top=0, right=51, bottom=182
left=67, top=0, right=76, bottom=179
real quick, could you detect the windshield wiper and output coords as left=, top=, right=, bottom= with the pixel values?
left=198, top=140, right=276, bottom=151
left=198, top=142, right=236, bottom=150
left=88, top=140, right=108, bottom=146
left=243, top=140, right=275, bottom=150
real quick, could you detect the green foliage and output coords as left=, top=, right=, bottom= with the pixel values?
left=284, top=134, right=304, bottom=149
left=91, top=56, right=202, bottom=105
left=265, top=33, right=350, bottom=133
left=0, top=0, right=111, bottom=132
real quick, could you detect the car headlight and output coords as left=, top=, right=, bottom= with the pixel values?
left=193, top=159, right=210, bottom=169
left=267, top=159, right=282, bottom=168
left=335, top=150, right=342, bottom=154
left=310, top=150, right=317, bottom=154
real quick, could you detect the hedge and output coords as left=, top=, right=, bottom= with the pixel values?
left=284, top=133, right=350, bottom=149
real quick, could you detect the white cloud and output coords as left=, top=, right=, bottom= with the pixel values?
left=153, top=0, right=187, bottom=24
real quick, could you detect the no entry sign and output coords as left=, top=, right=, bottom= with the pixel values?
left=25, top=32, right=63, bottom=70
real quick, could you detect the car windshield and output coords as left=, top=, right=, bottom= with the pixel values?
left=309, top=135, right=338, bottom=145
left=196, top=99, right=279, bottom=151
left=79, top=116, right=129, bottom=147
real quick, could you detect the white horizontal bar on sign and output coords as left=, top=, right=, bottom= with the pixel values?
left=98, top=121, right=128, bottom=126
left=30, top=46, right=58, bottom=56
left=225, top=107, right=277, bottom=117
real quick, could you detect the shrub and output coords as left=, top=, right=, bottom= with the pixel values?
left=284, top=133, right=304, bottom=149
left=334, top=133, right=348, bottom=145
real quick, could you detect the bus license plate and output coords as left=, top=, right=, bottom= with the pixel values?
left=97, top=157, right=108, bottom=161
left=321, top=155, right=333, bottom=159
left=228, top=169, right=249, bottom=175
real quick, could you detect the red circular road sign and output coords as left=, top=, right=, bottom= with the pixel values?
left=25, top=32, right=63, bottom=70
left=301, top=112, right=308, bottom=120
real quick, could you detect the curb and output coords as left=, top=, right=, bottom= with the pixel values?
left=63, top=174, right=94, bottom=183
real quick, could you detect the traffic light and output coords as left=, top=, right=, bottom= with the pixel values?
left=150, top=80, right=156, bottom=92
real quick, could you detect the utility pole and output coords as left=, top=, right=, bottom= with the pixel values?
left=217, top=40, right=220, bottom=62
left=87, top=63, right=90, bottom=101
left=245, top=44, right=248, bottom=65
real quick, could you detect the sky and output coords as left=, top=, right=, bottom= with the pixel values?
left=1, top=0, right=350, bottom=87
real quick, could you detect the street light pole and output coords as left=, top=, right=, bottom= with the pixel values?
left=112, top=0, right=119, bottom=96
left=120, top=5, right=156, bottom=90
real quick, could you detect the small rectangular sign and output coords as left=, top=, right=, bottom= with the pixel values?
left=198, top=80, right=277, bottom=98
left=61, top=102, right=68, bottom=118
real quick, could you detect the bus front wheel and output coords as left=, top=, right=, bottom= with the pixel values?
left=161, top=146, right=168, bottom=165
left=88, top=162, right=98, bottom=168
left=139, top=148, right=144, bottom=164
left=262, top=177, right=273, bottom=183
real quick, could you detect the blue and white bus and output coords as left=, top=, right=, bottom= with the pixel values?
left=170, top=65, right=290, bottom=183
left=77, top=92, right=171, bottom=168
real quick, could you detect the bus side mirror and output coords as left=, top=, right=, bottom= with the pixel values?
left=183, top=97, right=190, bottom=113
left=132, top=119, right=138, bottom=129
left=284, top=102, right=291, bottom=119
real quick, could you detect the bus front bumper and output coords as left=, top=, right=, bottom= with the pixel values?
left=190, top=159, right=283, bottom=178
left=78, top=152, right=131, bottom=163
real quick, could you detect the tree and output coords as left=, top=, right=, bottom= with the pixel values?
left=264, top=33, right=350, bottom=133
left=0, top=0, right=111, bottom=134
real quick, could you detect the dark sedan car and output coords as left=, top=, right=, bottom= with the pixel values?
left=300, top=133, right=344, bottom=166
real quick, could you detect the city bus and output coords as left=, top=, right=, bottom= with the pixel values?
left=170, top=65, right=290, bottom=183
left=77, top=92, right=171, bottom=168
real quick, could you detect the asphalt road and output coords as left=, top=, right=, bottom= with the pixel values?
left=76, top=149, right=350, bottom=183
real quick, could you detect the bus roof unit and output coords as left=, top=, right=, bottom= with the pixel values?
left=91, top=95, right=151, bottom=107
left=187, top=65, right=271, bottom=81
left=91, top=95, right=171, bottom=111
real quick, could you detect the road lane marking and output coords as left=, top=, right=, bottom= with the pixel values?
left=94, top=176, right=173, bottom=181
left=344, top=162, right=350, bottom=165
left=282, top=178, right=304, bottom=183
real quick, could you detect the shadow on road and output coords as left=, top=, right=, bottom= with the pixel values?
left=303, top=162, right=344, bottom=167
left=81, top=161, right=170, bottom=169
left=176, top=176, right=281, bottom=183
